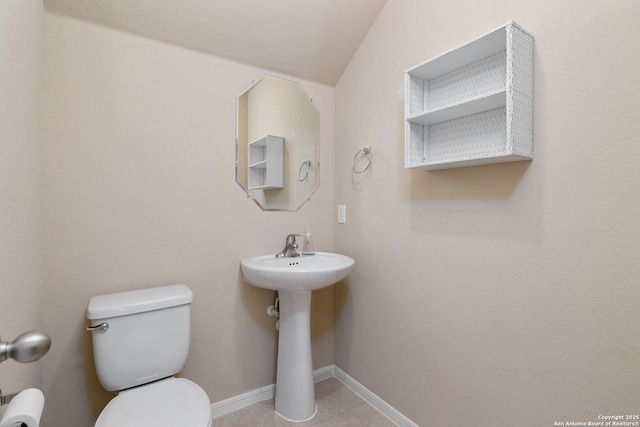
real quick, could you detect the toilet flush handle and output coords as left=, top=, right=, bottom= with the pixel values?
left=86, top=323, right=109, bottom=332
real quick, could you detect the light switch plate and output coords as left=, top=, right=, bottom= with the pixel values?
left=338, top=205, right=346, bottom=224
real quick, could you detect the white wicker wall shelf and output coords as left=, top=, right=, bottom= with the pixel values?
left=404, top=21, right=534, bottom=170
left=248, top=135, right=284, bottom=190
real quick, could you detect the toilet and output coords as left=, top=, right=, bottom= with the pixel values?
left=87, top=284, right=212, bottom=427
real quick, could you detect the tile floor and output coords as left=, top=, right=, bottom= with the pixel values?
left=213, top=377, right=397, bottom=427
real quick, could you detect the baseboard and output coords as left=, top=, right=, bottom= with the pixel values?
left=333, top=366, right=419, bottom=427
left=312, top=364, right=335, bottom=382
left=209, top=382, right=276, bottom=419
left=210, top=364, right=418, bottom=427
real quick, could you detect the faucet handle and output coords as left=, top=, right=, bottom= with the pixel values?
left=285, top=234, right=301, bottom=244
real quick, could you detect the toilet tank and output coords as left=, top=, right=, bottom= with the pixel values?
left=87, top=284, right=193, bottom=392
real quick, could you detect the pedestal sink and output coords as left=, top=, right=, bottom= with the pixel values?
left=240, top=252, right=354, bottom=422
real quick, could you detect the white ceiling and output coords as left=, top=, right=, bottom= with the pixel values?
left=43, top=0, right=388, bottom=85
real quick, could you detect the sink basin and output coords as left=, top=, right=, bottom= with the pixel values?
left=241, top=252, right=354, bottom=291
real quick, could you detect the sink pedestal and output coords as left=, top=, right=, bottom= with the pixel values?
left=274, top=289, right=316, bottom=422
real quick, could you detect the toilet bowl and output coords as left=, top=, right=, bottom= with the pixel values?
left=87, top=284, right=211, bottom=427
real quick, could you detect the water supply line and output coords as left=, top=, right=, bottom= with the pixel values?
left=267, top=297, right=280, bottom=331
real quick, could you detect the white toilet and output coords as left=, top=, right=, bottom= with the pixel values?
left=87, top=284, right=212, bottom=427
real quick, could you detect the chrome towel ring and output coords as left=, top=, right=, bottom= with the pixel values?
left=352, top=146, right=372, bottom=174
left=298, top=160, right=311, bottom=182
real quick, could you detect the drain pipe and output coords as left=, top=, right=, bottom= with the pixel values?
left=267, top=297, right=280, bottom=331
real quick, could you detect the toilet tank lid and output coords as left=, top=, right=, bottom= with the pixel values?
left=87, top=284, right=193, bottom=320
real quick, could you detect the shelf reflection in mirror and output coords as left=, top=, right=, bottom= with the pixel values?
left=236, top=75, right=319, bottom=211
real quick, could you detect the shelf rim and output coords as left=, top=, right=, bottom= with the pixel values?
left=407, top=89, right=507, bottom=126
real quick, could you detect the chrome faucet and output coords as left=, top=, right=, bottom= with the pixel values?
left=276, top=234, right=301, bottom=258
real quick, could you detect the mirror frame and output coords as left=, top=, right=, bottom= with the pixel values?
left=235, top=75, right=320, bottom=211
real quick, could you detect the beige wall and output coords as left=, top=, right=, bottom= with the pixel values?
left=42, top=13, right=335, bottom=426
left=0, top=0, right=44, bottom=397
left=334, top=0, right=640, bottom=425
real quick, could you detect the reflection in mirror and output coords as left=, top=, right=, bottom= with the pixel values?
left=236, top=76, right=320, bottom=211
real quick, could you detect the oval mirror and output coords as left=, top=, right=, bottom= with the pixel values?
left=236, top=76, right=320, bottom=211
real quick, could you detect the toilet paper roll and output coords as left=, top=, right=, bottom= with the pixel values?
left=0, top=388, right=44, bottom=427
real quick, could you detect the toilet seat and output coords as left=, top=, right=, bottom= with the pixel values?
left=95, top=377, right=211, bottom=427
